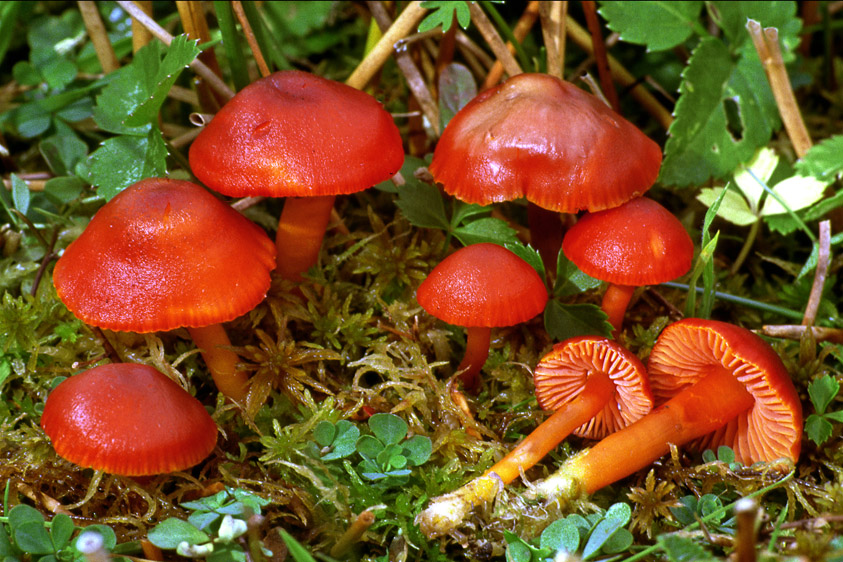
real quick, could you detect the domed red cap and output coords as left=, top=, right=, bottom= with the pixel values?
left=416, top=243, right=548, bottom=327
left=189, top=70, right=405, bottom=198
left=53, top=178, right=276, bottom=333
left=562, top=197, right=693, bottom=286
left=41, top=363, right=218, bottom=476
left=429, top=73, right=662, bottom=212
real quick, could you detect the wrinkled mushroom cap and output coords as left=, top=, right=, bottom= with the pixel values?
left=647, top=318, right=802, bottom=463
left=429, top=73, right=662, bottom=212
left=562, top=197, right=694, bottom=286
left=53, top=178, right=276, bottom=333
left=189, top=70, right=405, bottom=198
left=416, top=243, right=548, bottom=328
left=534, top=336, right=653, bottom=439
left=41, top=363, right=218, bottom=476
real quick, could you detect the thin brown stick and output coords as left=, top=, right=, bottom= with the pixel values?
left=734, top=497, right=758, bottom=562
left=468, top=2, right=522, bottom=79
left=131, top=1, right=154, bottom=52
left=78, top=1, right=120, bottom=73
left=802, top=220, right=831, bottom=326
left=115, top=0, right=235, bottom=100
left=581, top=1, right=619, bottom=112
left=346, top=1, right=428, bottom=90
left=759, top=325, right=843, bottom=344
left=367, top=1, right=439, bottom=135
left=330, top=511, right=376, bottom=558
left=482, top=1, right=540, bottom=89
left=540, top=1, right=567, bottom=80
left=566, top=17, right=673, bottom=129
left=746, top=19, right=813, bottom=158
left=232, top=1, right=270, bottom=78
left=176, top=1, right=227, bottom=110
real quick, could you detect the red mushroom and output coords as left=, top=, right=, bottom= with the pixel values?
left=41, top=363, right=217, bottom=476
left=189, top=70, right=405, bottom=281
left=430, top=73, right=662, bottom=269
left=562, top=197, right=694, bottom=335
left=416, top=243, right=548, bottom=392
left=52, top=178, right=276, bottom=402
left=417, top=336, right=652, bottom=538
left=528, top=319, right=801, bottom=503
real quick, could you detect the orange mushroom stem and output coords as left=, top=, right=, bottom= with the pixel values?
left=275, top=195, right=336, bottom=281
left=456, top=326, right=492, bottom=392
left=187, top=325, right=248, bottom=402
left=600, top=284, right=636, bottom=334
left=417, top=337, right=652, bottom=538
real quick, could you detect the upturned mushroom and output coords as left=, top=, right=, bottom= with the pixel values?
left=52, top=178, right=276, bottom=402
left=41, top=363, right=217, bottom=476
left=416, top=243, right=548, bottom=392
left=562, top=197, right=694, bottom=335
left=528, top=319, right=801, bottom=503
left=417, top=336, right=652, bottom=538
left=430, top=73, right=662, bottom=269
left=189, top=70, right=405, bottom=281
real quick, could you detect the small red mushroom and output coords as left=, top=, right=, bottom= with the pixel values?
left=189, top=70, right=405, bottom=281
left=52, top=178, right=276, bottom=402
left=417, top=336, right=652, bottom=538
left=416, top=243, right=548, bottom=392
left=430, top=73, right=663, bottom=269
left=562, top=197, right=694, bottom=335
left=41, top=363, right=217, bottom=476
left=528, top=319, right=801, bottom=503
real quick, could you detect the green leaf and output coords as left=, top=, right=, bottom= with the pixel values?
left=808, top=375, right=839, bottom=415
left=760, top=175, right=827, bottom=216
left=312, top=420, right=336, bottom=447
left=368, top=413, right=408, bottom=446
left=825, top=411, right=843, bottom=424
left=582, top=505, right=631, bottom=560
left=13, top=522, right=53, bottom=555
left=660, top=37, right=779, bottom=186
left=394, top=181, right=449, bottom=231
left=123, top=34, right=200, bottom=127
left=48, top=514, right=73, bottom=551
left=805, top=414, right=832, bottom=446
left=418, top=1, right=471, bottom=33
left=796, top=135, right=843, bottom=180
left=10, top=175, right=30, bottom=217
left=278, top=529, right=317, bottom=562
left=356, top=435, right=385, bottom=459
left=40, top=131, right=88, bottom=176
left=452, top=217, right=520, bottom=247
left=324, top=420, right=360, bottom=460
left=402, top=434, right=433, bottom=466
left=0, top=2, right=22, bottom=69
left=147, top=518, right=211, bottom=549
left=716, top=445, right=735, bottom=464
left=86, top=128, right=168, bottom=200
left=602, top=528, right=634, bottom=554
left=554, top=253, right=602, bottom=298
left=659, top=533, right=717, bottom=562
left=733, top=147, right=779, bottom=212
left=540, top=519, right=580, bottom=554
left=544, top=301, right=612, bottom=341
left=438, top=62, right=477, bottom=131
left=599, top=1, right=704, bottom=51
left=696, top=187, right=756, bottom=226
left=714, top=1, right=802, bottom=55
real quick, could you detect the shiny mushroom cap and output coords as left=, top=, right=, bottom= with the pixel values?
left=189, top=70, right=405, bottom=198
left=416, top=243, right=548, bottom=328
left=647, top=318, right=802, bottom=464
left=534, top=336, right=653, bottom=439
left=429, top=73, right=662, bottom=213
left=41, top=363, right=218, bottom=476
left=562, top=197, right=694, bottom=287
left=53, top=178, right=276, bottom=333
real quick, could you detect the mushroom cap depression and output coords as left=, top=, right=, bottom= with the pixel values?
left=189, top=70, right=405, bottom=198
left=53, top=178, right=276, bottom=333
left=416, top=243, right=548, bottom=328
left=41, top=363, right=218, bottom=476
left=647, top=318, right=802, bottom=464
left=534, top=336, right=653, bottom=439
left=562, top=197, right=694, bottom=287
left=429, top=73, right=662, bottom=213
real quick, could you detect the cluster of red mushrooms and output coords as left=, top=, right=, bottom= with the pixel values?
left=40, top=70, right=802, bottom=545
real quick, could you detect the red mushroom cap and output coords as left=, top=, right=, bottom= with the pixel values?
left=41, top=363, right=217, bottom=476
left=429, top=73, right=662, bottom=213
left=189, top=70, right=405, bottom=198
left=416, top=243, right=548, bottom=327
left=534, top=336, right=653, bottom=439
left=52, top=178, right=276, bottom=333
left=562, top=197, right=693, bottom=287
left=647, top=318, right=802, bottom=463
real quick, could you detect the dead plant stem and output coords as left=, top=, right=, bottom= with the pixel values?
left=468, top=2, right=522, bottom=78
left=802, top=219, right=831, bottom=326
left=581, top=1, right=619, bottom=112
left=78, top=1, right=120, bottom=73
left=482, top=1, right=540, bottom=89
left=232, top=1, right=270, bottom=78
